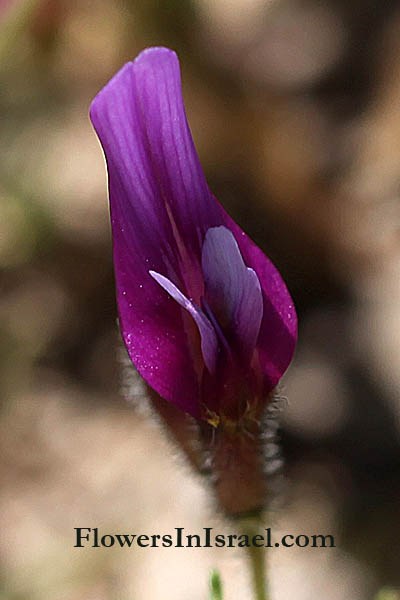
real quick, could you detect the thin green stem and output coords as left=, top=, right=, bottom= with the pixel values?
left=209, top=569, right=223, bottom=600
left=240, top=516, right=269, bottom=600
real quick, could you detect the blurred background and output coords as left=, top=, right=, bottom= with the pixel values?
left=1, top=0, right=400, bottom=598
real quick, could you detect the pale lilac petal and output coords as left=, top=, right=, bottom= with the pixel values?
left=221, top=211, right=298, bottom=390
left=201, top=226, right=263, bottom=364
left=149, top=271, right=218, bottom=374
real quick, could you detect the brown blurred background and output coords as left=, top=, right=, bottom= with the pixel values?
left=1, top=0, right=400, bottom=598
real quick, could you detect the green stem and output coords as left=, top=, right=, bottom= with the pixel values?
left=209, top=569, right=223, bottom=600
left=240, top=516, right=269, bottom=600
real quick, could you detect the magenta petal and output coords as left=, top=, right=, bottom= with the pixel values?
left=130, top=47, right=224, bottom=258
left=149, top=271, right=218, bottom=374
left=90, top=63, right=177, bottom=277
left=90, top=45, right=297, bottom=418
left=201, top=226, right=263, bottom=364
left=115, top=268, right=202, bottom=418
left=90, top=49, right=227, bottom=417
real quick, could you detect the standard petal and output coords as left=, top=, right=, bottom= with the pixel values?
left=89, top=47, right=228, bottom=417
left=90, top=62, right=177, bottom=276
left=89, top=57, right=208, bottom=417
left=131, top=47, right=224, bottom=261
left=201, top=226, right=263, bottom=364
left=149, top=271, right=218, bottom=374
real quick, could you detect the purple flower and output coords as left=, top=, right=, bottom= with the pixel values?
left=90, top=47, right=297, bottom=425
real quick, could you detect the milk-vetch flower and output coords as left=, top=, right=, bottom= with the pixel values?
left=90, top=47, right=297, bottom=426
